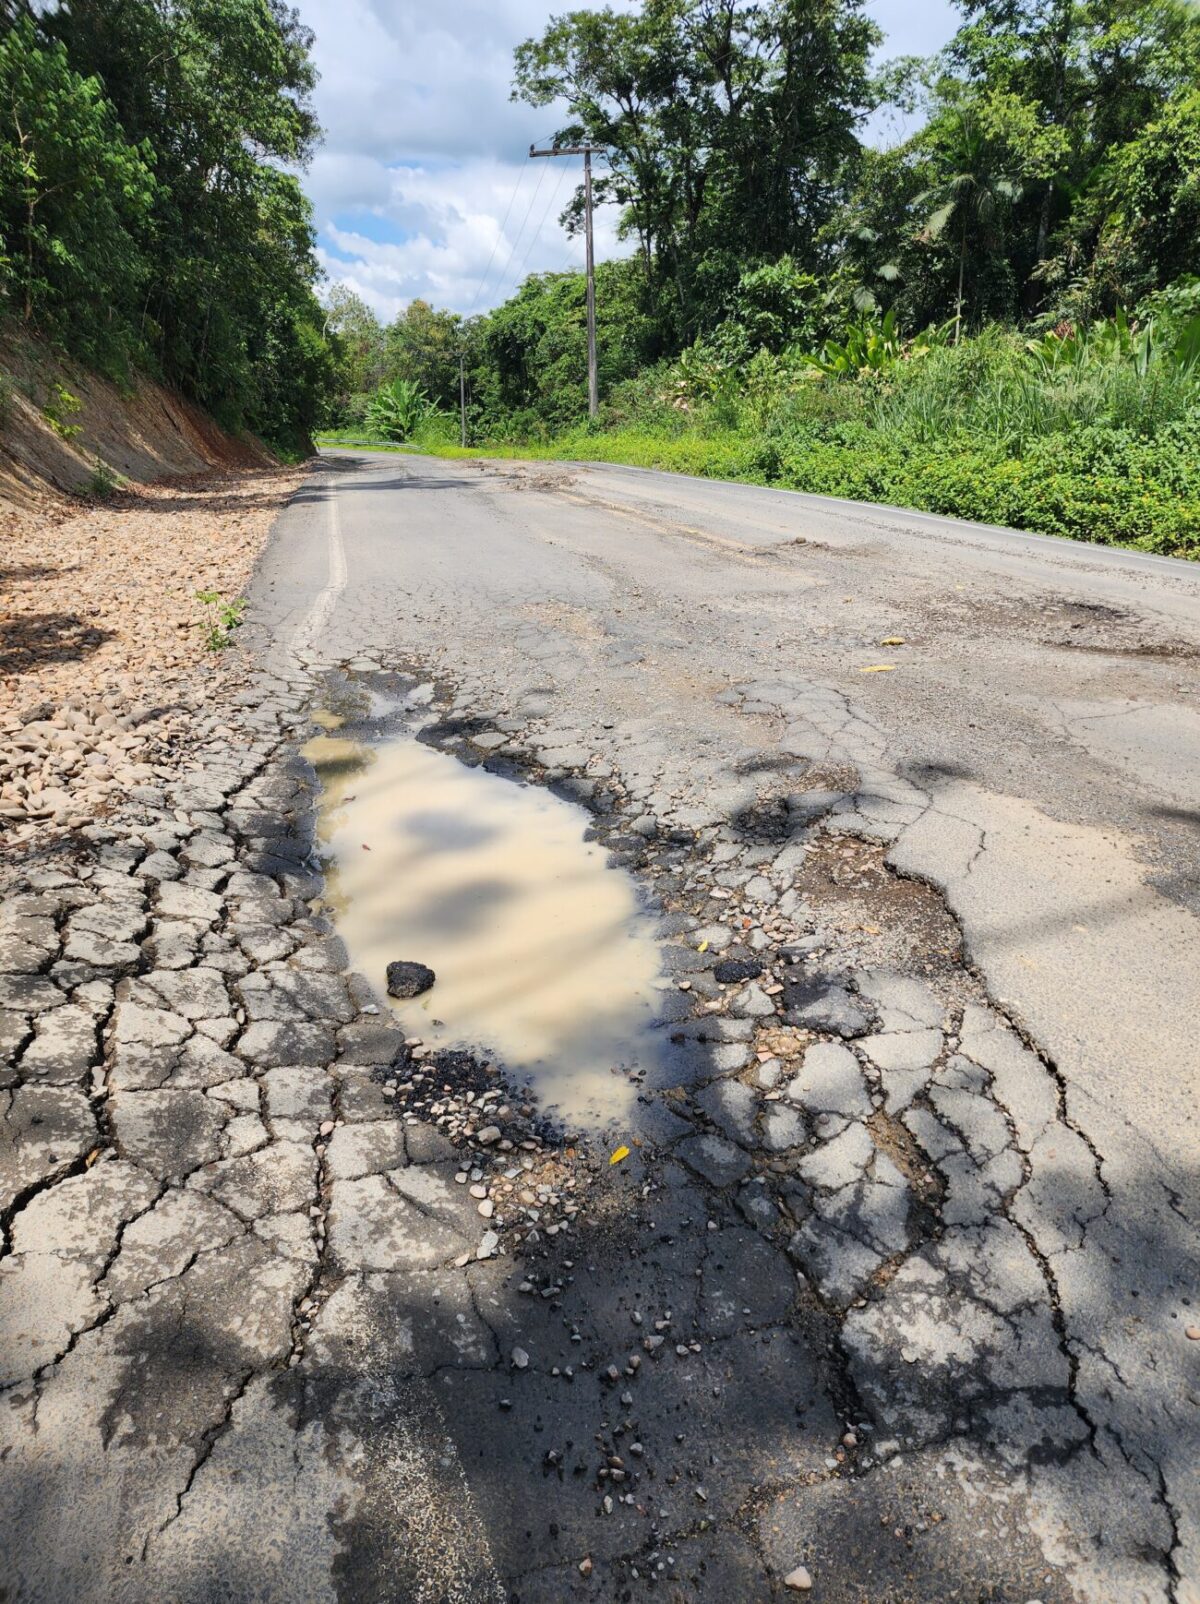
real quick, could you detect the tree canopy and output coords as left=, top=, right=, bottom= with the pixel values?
left=0, top=0, right=332, bottom=451
left=513, top=0, right=882, bottom=342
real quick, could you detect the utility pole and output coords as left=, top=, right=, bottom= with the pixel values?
left=459, top=350, right=467, bottom=448
left=529, top=142, right=604, bottom=418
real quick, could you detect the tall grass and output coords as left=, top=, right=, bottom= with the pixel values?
left=867, top=331, right=1199, bottom=453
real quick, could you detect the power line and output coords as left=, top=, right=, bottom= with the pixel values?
left=474, top=157, right=551, bottom=314
left=465, top=160, right=532, bottom=316
left=512, top=162, right=575, bottom=287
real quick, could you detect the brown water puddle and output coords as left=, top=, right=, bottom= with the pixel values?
left=303, top=730, right=667, bottom=1127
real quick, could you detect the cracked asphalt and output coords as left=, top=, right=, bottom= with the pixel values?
left=2, top=450, right=1198, bottom=1603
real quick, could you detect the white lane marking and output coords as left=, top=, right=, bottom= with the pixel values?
left=291, top=475, right=347, bottom=653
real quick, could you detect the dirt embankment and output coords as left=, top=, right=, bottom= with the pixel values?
left=0, top=329, right=275, bottom=518
left=0, top=331, right=309, bottom=847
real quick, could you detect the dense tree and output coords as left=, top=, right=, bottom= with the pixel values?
left=514, top=0, right=881, bottom=342
left=0, top=1, right=333, bottom=451
left=914, top=98, right=1022, bottom=338
left=385, top=300, right=463, bottom=411
left=823, top=0, right=1200, bottom=334
left=1102, top=86, right=1200, bottom=295
left=946, top=0, right=1200, bottom=310
left=0, top=19, right=154, bottom=358
left=469, top=259, right=660, bottom=434
left=323, top=283, right=387, bottom=405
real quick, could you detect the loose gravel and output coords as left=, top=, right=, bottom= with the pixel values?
left=0, top=464, right=307, bottom=844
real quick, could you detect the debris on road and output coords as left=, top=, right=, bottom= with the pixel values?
left=385, top=958, right=437, bottom=997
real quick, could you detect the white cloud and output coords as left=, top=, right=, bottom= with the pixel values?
left=313, top=155, right=618, bottom=321
left=300, top=0, right=958, bottom=321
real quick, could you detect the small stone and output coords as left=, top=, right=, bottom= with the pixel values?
left=477, top=1125, right=502, bottom=1145
left=477, top=1230, right=499, bottom=1260
left=1186, top=1325, right=1200, bottom=1340
left=784, top=1567, right=813, bottom=1592
left=578, top=1557, right=593, bottom=1577
left=511, top=1346, right=529, bottom=1370
left=714, top=958, right=763, bottom=984
left=478, top=1199, right=495, bottom=1218
left=385, top=960, right=436, bottom=999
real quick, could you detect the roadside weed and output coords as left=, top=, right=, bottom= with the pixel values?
left=83, top=457, right=122, bottom=497
left=195, top=590, right=248, bottom=651
left=44, top=381, right=83, bottom=441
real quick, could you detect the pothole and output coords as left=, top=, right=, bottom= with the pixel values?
left=303, top=723, right=668, bottom=1130
left=797, top=832, right=967, bottom=987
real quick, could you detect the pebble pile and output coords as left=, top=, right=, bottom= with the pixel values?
left=0, top=683, right=209, bottom=838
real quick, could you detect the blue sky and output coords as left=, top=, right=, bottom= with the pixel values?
left=302, top=0, right=959, bottom=320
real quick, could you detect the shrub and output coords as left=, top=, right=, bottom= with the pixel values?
left=44, top=381, right=83, bottom=440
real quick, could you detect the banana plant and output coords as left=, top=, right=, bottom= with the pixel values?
left=802, top=311, right=950, bottom=378
left=366, top=377, right=435, bottom=442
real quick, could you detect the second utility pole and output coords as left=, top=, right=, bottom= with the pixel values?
left=529, top=142, right=603, bottom=418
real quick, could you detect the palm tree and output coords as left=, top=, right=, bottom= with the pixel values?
left=916, top=107, right=1022, bottom=342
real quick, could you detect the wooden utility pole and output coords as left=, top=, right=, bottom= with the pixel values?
left=529, top=142, right=604, bottom=418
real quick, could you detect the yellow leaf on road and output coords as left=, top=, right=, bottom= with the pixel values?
left=609, top=1145, right=630, bottom=1166
left=697, top=939, right=709, bottom=952
left=860, top=664, right=896, bottom=673
left=880, top=636, right=906, bottom=646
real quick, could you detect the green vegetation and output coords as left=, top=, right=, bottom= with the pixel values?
left=195, top=590, right=247, bottom=652
left=83, top=455, right=122, bottom=497
left=7, top=0, right=1191, bottom=545
left=323, top=0, right=1200, bottom=558
left=43, top=380, right=82, bottom=439
left=0, top=2, right=332, bottom=454
left=365, top=378, right=445, bottom=444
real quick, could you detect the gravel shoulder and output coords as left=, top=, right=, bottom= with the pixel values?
left=1, top=465, right=309, bottom=845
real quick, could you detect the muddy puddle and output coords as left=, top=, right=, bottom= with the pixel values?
left=303, top=729, right=667, bottom=1127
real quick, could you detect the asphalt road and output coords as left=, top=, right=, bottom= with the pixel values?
left=288, top=450, right=1200, bottom=1156
left=3, top=449, right=1197, bottom=1604
left=249, top=448, right=1199, bottom=1601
